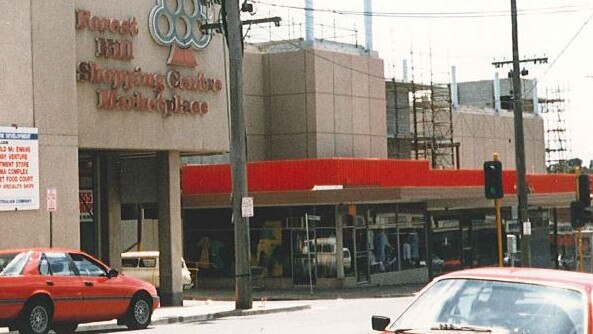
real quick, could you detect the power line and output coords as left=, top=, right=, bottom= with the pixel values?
left=543, top=11, right=593, bottom=78
left=252, top=1, right=591, bottom=19
left=521, top=9, right=593, bottom=96
left=253, top=24, right=387, bottom=80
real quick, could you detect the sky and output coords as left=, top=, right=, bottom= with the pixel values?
left=244, top=0, right=593, bottom=166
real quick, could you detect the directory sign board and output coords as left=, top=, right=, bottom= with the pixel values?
left=0, top=127, right=39, bottom=211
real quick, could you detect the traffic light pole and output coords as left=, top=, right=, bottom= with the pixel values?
left=510, top=0, right=531, bottom=267
left=493, top=153, right=503, bottom=267
left=578, top=227, right=583, bottom=272
left=495, top=198, right=503, bottom=267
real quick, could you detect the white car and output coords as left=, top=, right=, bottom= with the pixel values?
left=121, top=251, right=194, bottom=290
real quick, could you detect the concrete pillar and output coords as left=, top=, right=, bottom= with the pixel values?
left=305, top=0, right=314, bottom=43
left=335, top=205, right=345, bottom=279
left=451, top=66, right=459, bottom=110
left=494, top=72, right=502, bottom=113
left=402, top=59, right=408, bottom=83
left=532, top=79, right=539, bottom=115
left=363, top=0, right=373, bottom=52
left=157, top=151, right=183, bottom=306
left=107, top=153, right=122, bottom=271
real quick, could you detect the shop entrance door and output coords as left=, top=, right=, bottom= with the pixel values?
left=354, top=227, right=370, bottom=284
left=290, top=228, right=317, bottom=286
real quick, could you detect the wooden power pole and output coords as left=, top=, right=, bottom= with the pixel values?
left=224, top=0, right=252, bottom=309
left=510, top=0, right=531, bottom=267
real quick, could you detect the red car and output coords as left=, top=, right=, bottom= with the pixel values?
left=372, top=267, right=592, bottom=333
left=0, top=248, right=160, bottom=334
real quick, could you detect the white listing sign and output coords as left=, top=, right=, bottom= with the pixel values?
left=523, top=221, right=532, bottom=236
left=47, top=188, right=57, bottom=212
left=241, top=197, right=254, bottom=217
left=0, top=127, right=39, bottom=211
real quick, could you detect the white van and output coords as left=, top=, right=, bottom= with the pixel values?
left=121, top=251, right=194, bottom=290
left=302, top=238, right=352, bottom=271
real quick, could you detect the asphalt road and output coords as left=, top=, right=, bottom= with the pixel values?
left=79, top=296, right=414, bottom=334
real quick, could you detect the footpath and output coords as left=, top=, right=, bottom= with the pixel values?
left=83, top=284, right=423, bottom=331
left=2, top=284, right=422, bottom=333
left=184, top=283, right=423, bottom=301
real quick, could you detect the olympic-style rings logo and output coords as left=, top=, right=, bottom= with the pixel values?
left=149, top=0, right=212, bottom=50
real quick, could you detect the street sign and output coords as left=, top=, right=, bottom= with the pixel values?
left=46, top=188, right=57, bottom=212
left=241, top=197, right=253, bottom=217
left=523, top=221, right=532, bottom=236
left=307, top=215, right=321, bottom=221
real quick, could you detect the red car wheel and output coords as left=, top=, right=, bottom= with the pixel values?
left=19, top=300, right=52, bottom=334
left=125, top=294, right=152, bottom=330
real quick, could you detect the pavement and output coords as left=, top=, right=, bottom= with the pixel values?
left=183, top=283, right=424, bottom=301
left=1, top=284, right=423, bottom=333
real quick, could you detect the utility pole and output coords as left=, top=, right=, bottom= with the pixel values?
left=510, top=0, right=531, bottom=267
left=224, top=0, right=252, bottom=309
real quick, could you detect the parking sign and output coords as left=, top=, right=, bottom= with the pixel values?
left=47, top=188, right=57, bottom=212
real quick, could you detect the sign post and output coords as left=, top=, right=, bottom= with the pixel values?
left=47, top=188, right=57, bottom=247
left=484, top=153, right=504, bottom=267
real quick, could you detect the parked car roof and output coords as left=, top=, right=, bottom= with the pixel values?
left=0, top=247, right=84, bottom=255
left=441, top=267, right=593, bottom=290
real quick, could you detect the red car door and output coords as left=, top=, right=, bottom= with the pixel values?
left=68, top=252, right=130, bottom=321
left=41, top=252, right=87, bottom=323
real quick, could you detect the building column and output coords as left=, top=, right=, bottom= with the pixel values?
left=99, top=152, right=122, bottom=270
left=157, top=151, right=183, bottom=306
left=108, top=153, right=122, bottom=270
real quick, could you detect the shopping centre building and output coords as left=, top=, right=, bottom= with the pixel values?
left=0, top=0, right=582, bottom=297
left=0, top=0, right=230, bottom=305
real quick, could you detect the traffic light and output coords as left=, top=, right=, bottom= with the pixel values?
left=484, top=160, right=503, bottom=199
left=577, top=174, right=591, bottom=207
left=571, top=201, right=592, bottom=229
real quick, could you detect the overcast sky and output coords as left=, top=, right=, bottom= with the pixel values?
left=246, top=0, right=593, bottom=166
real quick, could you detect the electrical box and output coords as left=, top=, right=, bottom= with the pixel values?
left=506, top=234, right=517, bottom=254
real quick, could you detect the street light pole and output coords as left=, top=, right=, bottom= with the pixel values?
left=224, top=0, right=253, bottom=309
left=510, top=0, right=531, bottom=267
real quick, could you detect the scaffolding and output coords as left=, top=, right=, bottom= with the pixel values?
left=409, top=84, right=455, bottom=169
left=429, top=83, right=455, bottom=168
left=409, top=51, right=455, bottom=169
left=540, top=87, right=569, bottom=172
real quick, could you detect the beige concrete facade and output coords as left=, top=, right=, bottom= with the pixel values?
left=0, top=1, right=79, bottom=249
left=244, top=41, right=387, bottom=161
left=453, top=107, right=546, bottom=173
left=75, top=0, right=229, bottom=152
left=1, top=0, right=229, bottom=306
left=0, top=1, right=230, bottom=251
